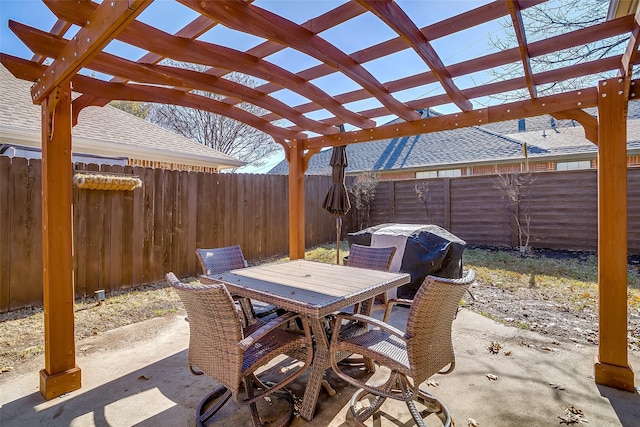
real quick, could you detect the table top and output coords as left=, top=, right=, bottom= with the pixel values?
left=201, top=259, right=410, bottom=318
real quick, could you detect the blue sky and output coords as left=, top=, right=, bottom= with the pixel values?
left=0, top=0, right=508, bottom=172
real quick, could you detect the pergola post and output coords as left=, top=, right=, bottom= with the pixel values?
left=288, top=139, right=306, bottom=259
left=594, top=77, right=635, bottom=391
left=39, top=82, right=81, bottom=399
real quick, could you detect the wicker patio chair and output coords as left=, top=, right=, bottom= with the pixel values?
left=166, top=272, right=313, bottom=427
left=329, top=269, right=476, bottom=427
left=196, top=245, right=277, bottom=322
left=346, top=244, right=396, bottom=314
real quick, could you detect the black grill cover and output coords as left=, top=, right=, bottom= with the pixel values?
left=347, top=223, right=466, bottom=299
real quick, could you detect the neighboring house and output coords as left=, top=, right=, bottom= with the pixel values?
left=268, top=105, right=640, bottom=180
left=0, top=65, right=245, bottom=172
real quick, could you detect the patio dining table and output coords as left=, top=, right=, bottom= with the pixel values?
left=200, top=259, right=410, bottom=421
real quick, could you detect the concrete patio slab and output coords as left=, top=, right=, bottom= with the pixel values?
left=1, top=308, right=639, bottom=426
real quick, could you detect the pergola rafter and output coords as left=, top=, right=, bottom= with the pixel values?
left=357, top=0, right=472, bottom=112
left=73, top=14, right=220, bottom=115
left=180, top=0, right=421, bottom=122
left=10, top=21, right=339, bottom=136
left=506, top=0, right=537, bottom=98
left=1, top=0, right=637, bottom=405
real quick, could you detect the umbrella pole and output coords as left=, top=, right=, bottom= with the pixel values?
left=336, top=217, right=341, bottom=264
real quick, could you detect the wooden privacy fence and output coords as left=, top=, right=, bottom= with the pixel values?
left=0, top=157, right=337, bottom=312
left=5, top=158, right=640, bottom=313
left=368, top=168, right=640, bottom=253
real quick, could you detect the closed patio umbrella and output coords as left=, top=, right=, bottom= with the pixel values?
left=322, top=144, right=351, bottom=264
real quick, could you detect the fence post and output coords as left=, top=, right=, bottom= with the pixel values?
left=389, top=180, right=395, bottom=222
left=443, top=178, right=451, bottom=230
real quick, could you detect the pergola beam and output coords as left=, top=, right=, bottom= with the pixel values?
left=74, top=14, right=220, bottom=111
left=31, top=0, right=152, bottom=104
left=304, top=84, right=615, bottom=149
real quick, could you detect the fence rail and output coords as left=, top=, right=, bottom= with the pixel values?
left=0, top=158, right=337, bottom=312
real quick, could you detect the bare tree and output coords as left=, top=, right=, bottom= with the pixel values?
left=348, top=172, right=379, bottom=230
left=414, top=182, right=432, bottom=223
left=148, top=62, right=280, bottom=167
left=488, top=0, right=627, bottom=100
left=495, top=173, right=535, bottom=255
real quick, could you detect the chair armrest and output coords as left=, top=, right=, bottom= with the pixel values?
left=386, top=298, right=413, bottom=307
left=239, top=312, right=307, bottom=351
left=333, top=312, right=406, bottom=342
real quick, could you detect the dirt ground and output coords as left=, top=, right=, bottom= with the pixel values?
left=465, top=248, right=640, bottom=352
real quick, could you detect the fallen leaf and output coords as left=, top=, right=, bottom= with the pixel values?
left=549, top=382, right=566, bottom=390
left=488, top=341, right=502, bottom=354
left=425, top=379, right=439, bottom=387
left=558, top=405, right=588, bottom=424
left=485, top=373, right=500, bottom=381
left=504, top=351, right=512, bottom=356
left=0, top=366, right=14, bottom=374
left=467, top=417, right=480, bottom=427
left=138, top=374, right=150, bottom=381
left=567, top=406, right=584, bottom=416
left=542, top=347, right=558, bottom=352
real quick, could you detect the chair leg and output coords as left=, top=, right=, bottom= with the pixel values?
left=349, top=388, right=388, bottom=427
left=415, top=388, right=451, bottom=427
left=348, top=378, right=451, bottom=427
left=245, top=376, right=295, bottom=427
left=196, top=386, right=232, bottom=427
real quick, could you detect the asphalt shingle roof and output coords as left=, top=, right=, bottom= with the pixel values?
left=268, top=103, right=640, bottom=175
left=0, top=65, right=244, bottom=169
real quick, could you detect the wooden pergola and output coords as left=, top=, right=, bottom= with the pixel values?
left=1, top=0, right=636, bottom=399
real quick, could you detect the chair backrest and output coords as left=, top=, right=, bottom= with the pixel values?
left=196, top=245, right=247, bottom=275
left=347, top=244, right=396, bottom=272
left=405, top=269, right=475, bottom=384
left=165, top=272, right=244, bottom=393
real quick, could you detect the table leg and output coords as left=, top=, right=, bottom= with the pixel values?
left=299, top=316, right=331, bottom=421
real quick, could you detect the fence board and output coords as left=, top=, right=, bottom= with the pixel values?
left=26, top=160, right=42, bottom=306
left=142, top=167, right=155, bottom=284
left=108, top=165, right=124, bottom=291
left=0, top=157, right=10, bottom=312
left=73, top=163, right=87, bottom=296
left=9, top=158, right=29, bottom=310
left=131, top=166, right=145, bottom=286
left=185, top=172, right=198, bottom=273
left=99, top=165, right=113, bottom=292
left=120, top=166, right=134, bottom=289
left=85, top=163, right=102, bottom=296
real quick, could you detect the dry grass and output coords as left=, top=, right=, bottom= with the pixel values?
left=2, top=243, right=639, bottom=374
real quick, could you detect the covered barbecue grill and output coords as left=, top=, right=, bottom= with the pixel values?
left=347, top=223, right=466, bottom=299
